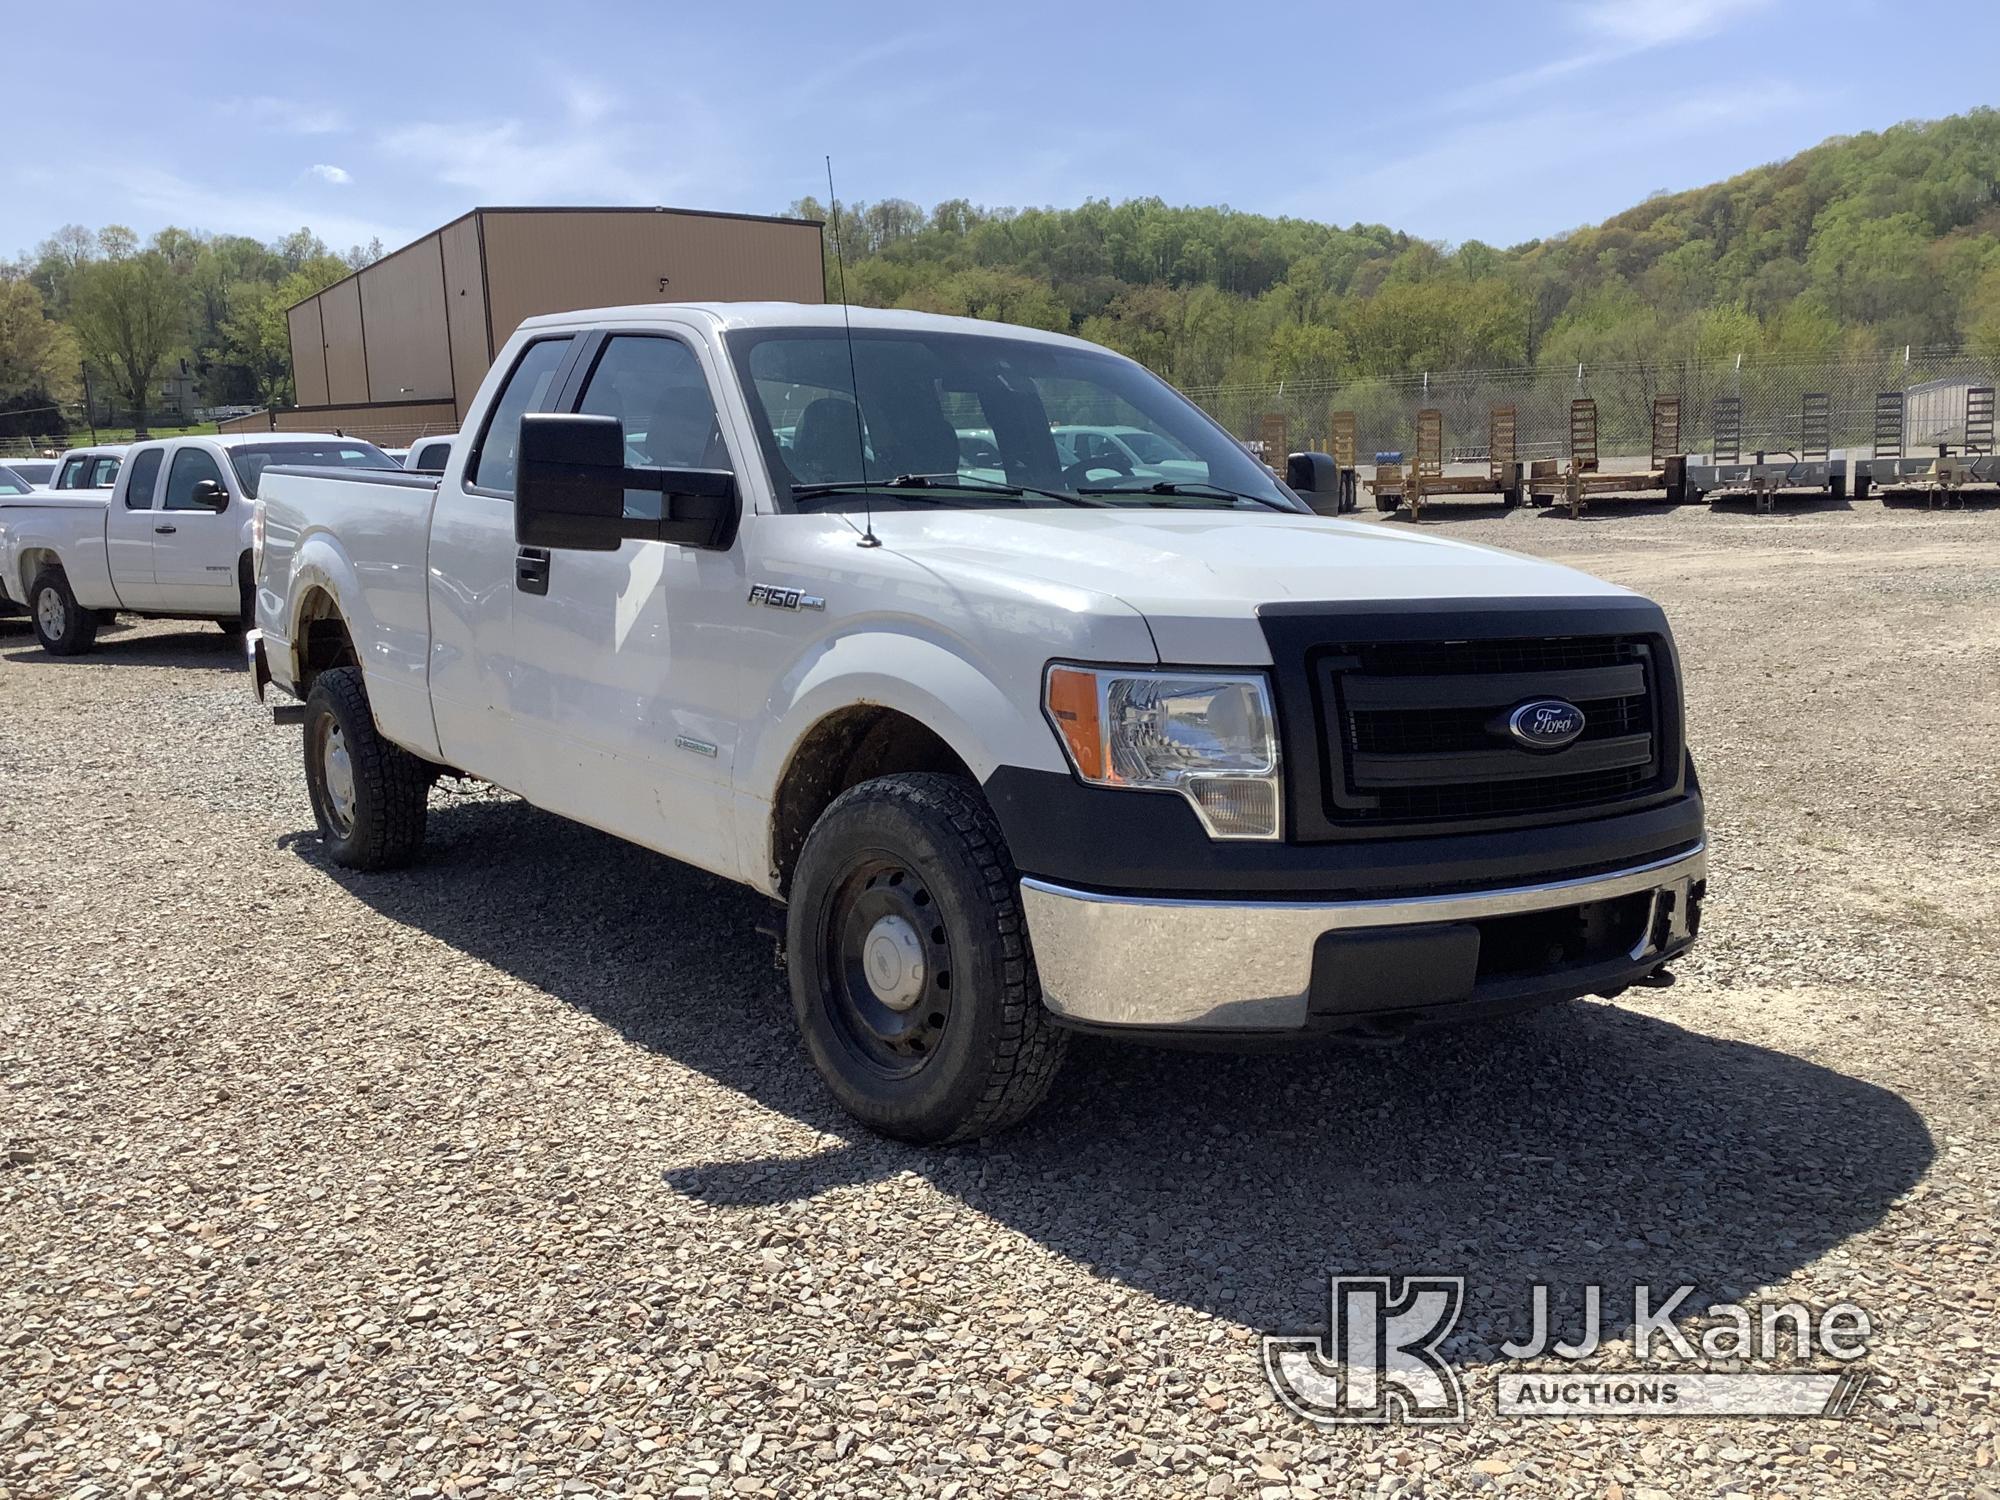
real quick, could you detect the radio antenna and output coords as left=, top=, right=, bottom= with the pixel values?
left=825, top=155, right=878, bottom=548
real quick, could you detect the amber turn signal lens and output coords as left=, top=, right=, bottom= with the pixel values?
left=1045, top=665, right=1110, bottom=782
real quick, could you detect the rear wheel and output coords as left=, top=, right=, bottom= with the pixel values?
left=787, top=773, right=1067, bottom=1143
left=28, top=567, right=98, bottom=655
left=302, top=666, right=429, bottom=870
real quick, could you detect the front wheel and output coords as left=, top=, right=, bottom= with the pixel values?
left=786, top=773, right=1068, bottom=1143
left=302, top=666, right=429, bottom=870
left=28, top=568, right=98, bottom=655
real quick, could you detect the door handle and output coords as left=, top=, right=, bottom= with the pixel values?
left=154, top=524, right=177, bottom=534
left=515, top=547, right=550, bottom=595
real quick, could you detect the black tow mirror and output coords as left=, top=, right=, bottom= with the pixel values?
left=516, top=412, right=739, bottom=552
left=190, top=477, right=230, bottom=511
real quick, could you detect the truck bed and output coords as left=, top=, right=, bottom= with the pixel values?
left=255, top=465, right=445, bottom=758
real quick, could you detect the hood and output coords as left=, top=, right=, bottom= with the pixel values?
left=876, top=506, right=1634, bottom=664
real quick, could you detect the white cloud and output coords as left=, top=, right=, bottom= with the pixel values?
left=1292, top=81, right=1809, bottom=241
left=1573, top=0, right=1775, bottom=49
left=1411, top=0, right=1777, bottom=137
left=379, top=79, right=745, bottom=207
left=307, top=163, right=352, bottom=186
left=85, top=161, right=409, bottom=252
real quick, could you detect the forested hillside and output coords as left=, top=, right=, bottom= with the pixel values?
left=790, top=109, right=2000, bottom=390
left=2, top=109, right=1996, bottom=438
left=1, top=227, right=381, bottom=436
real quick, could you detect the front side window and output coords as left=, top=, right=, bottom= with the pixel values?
left=163, top=448, right=228, bottom=511
left=0, top=465, right=31, bottom=495
left=469, top=336, right=573, bottom=495
left=86, top=456, right=121, bottom=488
left=226, top=441, right=391, bottom=498
left=728, top=327, right=1294, bottom=511
left=575, top=336, right=733, bottom=472
left=122, top=446, right=165, bottom=509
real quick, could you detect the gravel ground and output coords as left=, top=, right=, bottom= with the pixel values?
left=2, top=498, right=1996, bottom=1499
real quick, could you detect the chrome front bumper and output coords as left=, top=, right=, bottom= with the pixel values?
left=1020, top=844, right=1706, bottom=1032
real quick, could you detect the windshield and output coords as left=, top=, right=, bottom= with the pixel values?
left=726, top=326, right=1299, bottom=512
left=0, top=465, right=32, bottom=495
left=226, top=440, right=394, bottom=498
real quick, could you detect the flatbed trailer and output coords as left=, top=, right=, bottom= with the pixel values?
left=1857, top=387, right=1997, bottom=506
left=1376, top=406, right=1523, bottom=517
left=1529, top=397, right=1688, bottom=517
left=1687, top=393, right=1843, bottom=513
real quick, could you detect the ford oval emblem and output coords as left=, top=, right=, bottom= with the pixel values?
left=1507, top=698, right=1586, bottom=750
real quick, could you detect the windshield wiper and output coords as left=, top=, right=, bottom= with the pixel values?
left=1076, top=479, right=1292, bottom=511
left=792, top=473, right=1112, bottom=508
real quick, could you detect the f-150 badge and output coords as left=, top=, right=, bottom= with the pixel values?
left=748, top=584, right=825, bottom=611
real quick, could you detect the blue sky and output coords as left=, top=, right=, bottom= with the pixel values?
left=8, top=0, right=1997, bottom=261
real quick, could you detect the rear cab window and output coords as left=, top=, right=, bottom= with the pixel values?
left=227, top=442, right=391, bottom=498
left=122, top=447, right=166, bottom=509
left=468, top=337, right=574, bottom=496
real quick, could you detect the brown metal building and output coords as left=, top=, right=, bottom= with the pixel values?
left=225, top=206, right=825, bottom=444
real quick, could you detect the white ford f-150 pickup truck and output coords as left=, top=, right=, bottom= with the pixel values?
left=1, top=432, right=391, bottom=654
left=253, top=303, right=1706, bottom=1142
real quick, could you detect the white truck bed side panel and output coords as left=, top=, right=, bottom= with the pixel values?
left=262, top=471, right=443, bottom=760
left=0, top=499, right=118, bottom=609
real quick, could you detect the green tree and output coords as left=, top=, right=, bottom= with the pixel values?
left=0, top=279, right=82, bottom=403
left=69, top=252, right=188, bottom=431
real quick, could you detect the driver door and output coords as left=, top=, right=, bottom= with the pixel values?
left=152, top=447, right=242, bottom=612
left=507, top=330, right=746, bottom=878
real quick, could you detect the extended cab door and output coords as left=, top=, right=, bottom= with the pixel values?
left=150, top=446, right=243, bottom=613
left=104, top=445, right=168, bottom=609
left=506, top=330, right=746, bottom=877
left=427, top=333, right=579, bottom=793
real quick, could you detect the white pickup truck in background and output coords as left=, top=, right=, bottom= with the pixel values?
left=1, top=432, right=391, bottom=654
left=254, top=303, right=1706, bottom=1143
left=404, top=433, right=456, bottom=474
left=0, top=456, right=59, bottom=489
left=46, top=445, right=129, bottom=492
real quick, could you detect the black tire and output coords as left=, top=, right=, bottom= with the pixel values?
left=28, top=567, right=98, bottom=655
left=786, top=772, right=1067, bottom=1143
left=218, top=555, right=255, bottom=635
left=1502, top=485, right=1522, bottom=510
left=1374, top=493, right=1400, bottom=513
left=301, top=666, right=429, bottom=870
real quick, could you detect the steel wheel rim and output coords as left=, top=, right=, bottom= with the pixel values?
left=318, top=721, right=358, bottom=837
left=35, top=587, right=64, bottom=640
left=822, top=857, right=954, bottom=1078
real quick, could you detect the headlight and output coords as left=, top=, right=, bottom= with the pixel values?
left=1044, top=664, right=1282, bottom=840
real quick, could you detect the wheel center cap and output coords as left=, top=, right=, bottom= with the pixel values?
left=862, top=914, right=926, bottom=1011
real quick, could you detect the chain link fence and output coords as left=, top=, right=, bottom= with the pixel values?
left=1186, top=348, right=2000, bottom=466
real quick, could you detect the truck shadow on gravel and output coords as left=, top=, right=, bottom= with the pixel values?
left=0, top=621, right=245, bottom=671
left=315, top=792, right=1933, bottom=1365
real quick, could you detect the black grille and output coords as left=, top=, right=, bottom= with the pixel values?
left=1316, top=634, right=1666, bottom=827
left=1341, top=637, right=1635, bottom=677
left=1349, top=693, right=1648, bottom=756
left=1364, top=764, right=1657, bottom=822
